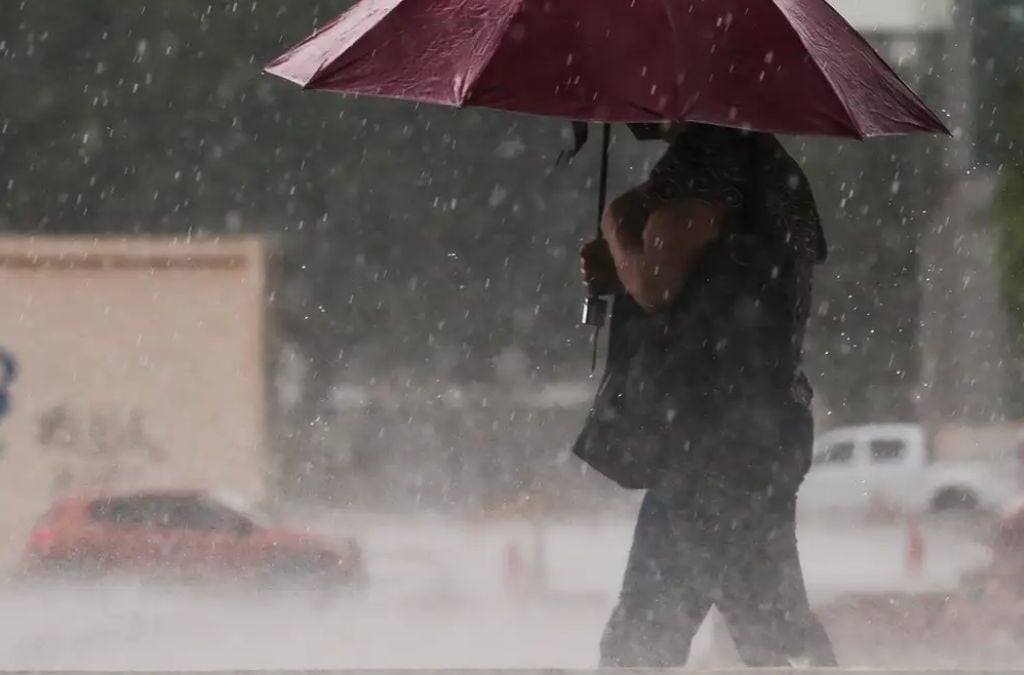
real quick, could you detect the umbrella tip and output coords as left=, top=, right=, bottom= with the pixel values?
left=925, top=105, right=954, bottom=137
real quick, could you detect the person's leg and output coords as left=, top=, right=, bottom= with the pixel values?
left=716, top=490, right=837, bottom=667
left=599, top=489, right=716, bottom=667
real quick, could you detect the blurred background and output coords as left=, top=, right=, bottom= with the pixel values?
left=0, top=0, right=1023, bottom=670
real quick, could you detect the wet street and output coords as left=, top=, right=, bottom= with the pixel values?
left=0, top=513, right=995, bottom=670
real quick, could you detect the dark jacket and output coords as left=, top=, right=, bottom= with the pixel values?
left=574, top=124, right=827, bottom=491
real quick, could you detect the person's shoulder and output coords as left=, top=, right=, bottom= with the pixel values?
left=754, top=136, right=827, bottom=263
left=755, top=134, right=811, bottom=190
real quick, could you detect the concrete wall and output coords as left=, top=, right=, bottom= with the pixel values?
left=0, top=236, right=267, bottom=553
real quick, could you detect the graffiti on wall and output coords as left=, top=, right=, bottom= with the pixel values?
left=38, top=404, right=166, bottom=493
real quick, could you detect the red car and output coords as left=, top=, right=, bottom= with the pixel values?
left=22, top=490, right=364, bottom=585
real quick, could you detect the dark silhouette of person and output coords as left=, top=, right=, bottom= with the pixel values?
left=578, top=122, right=836, bottom=668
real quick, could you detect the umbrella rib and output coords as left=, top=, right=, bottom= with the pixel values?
left=265, top=13, right=346, bottom=83
left=306, top=0, right=410, bottom=90
left=659, top=0, right=683, bottom=119
left=768, top=0, right=863, bottom=138
left=806, top=0, right=950, bottom=135
left=457, top=0, right=528, bottom=106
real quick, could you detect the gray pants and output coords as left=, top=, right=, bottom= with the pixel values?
left=600, top=481, right=837, bottom=667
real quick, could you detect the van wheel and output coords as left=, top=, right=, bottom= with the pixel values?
left=931, top=487, right=979, bottom=512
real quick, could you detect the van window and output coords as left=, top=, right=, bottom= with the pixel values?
left=870, top=439, right=906, bottom=464
left=815, top=441, right=854, bottom=466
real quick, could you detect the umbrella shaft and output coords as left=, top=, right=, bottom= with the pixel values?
left=596, top=123, right=611, bottom=233
left=588, top=123, right=612, bottom=371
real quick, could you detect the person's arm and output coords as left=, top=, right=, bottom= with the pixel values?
left=600, top=186, right=723, bottom=311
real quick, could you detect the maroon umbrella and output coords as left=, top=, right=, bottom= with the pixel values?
left=266, top=0, right=947, bottom=139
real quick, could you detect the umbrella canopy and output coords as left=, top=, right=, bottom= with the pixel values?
left=266, top=0, right=948, bottom=139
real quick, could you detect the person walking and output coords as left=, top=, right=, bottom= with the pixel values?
left=577, top=121, right=837, bottom=668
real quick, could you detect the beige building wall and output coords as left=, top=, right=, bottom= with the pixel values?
left=0, top=236, right=267, bottom=555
